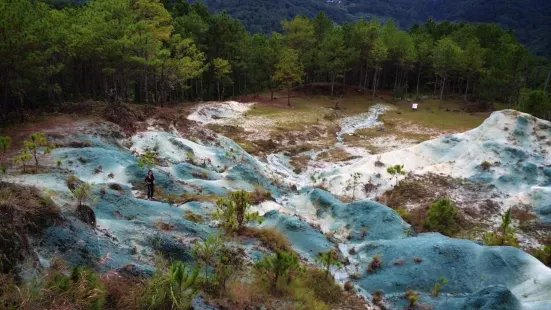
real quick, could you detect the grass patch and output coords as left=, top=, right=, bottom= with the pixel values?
left=316, top=147, right=354, bottom=162
left=242, top=227, right=292, bottom=252
left=183, top=210, right=203, bottom=223
left=249, top=186, right=273, bottom=204
left=0, top=183, right=61, bottom=273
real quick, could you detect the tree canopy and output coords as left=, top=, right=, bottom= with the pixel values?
left=1, top=0, right=550, bottom=126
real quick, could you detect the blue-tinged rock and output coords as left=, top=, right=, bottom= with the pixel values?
left=304, top=188, right=409, bottom=241
left=149, top=233, right=194, bottom=262
left=434, top=285, right=520, bottom=310
left=354, top=233, right=545, bottom=296
left=260, top=210, right=333, bottom=259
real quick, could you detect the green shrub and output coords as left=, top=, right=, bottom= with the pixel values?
left=533, top=245, right=551, bottom=266
left=404, top=288, right=419, bottom=309
left=66, top=174, right=80, bottom=190
left=302, top=268, right=343, bottom=305
left=423, top=198, right=459, bottom=236
left=44, top=265, right=106, bottom=310
left=192, top=234, right=224, bottom=283
left=483, top=208, right=519, bottom=247
left=315, top=249, right=342, bottom=279
left=72, top=182, right=92, bottom=206
left=255, top=251, right=302, bottom=290
left=396, top=207, right=409, bottom=220
left=480, top=161, right=491, bottom=171
left=243, top=227, right=292, bottom=252
left=137, top=150, right=157, bottom=169
left=12, top=150, right=32, bottom=173
left=23, top=132, right=55, bottom=169
left=387, top=164, right=406, bottom=186
left=0, top=136, right=11, bottom=153
left=139, top=260, right=199, bottom=310
left=213, top=190, right=263, bottom=234
left=431, top=277, right=448, bottom=297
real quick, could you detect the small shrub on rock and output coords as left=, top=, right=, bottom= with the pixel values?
left=533, top=245, right=551, bottom=266
left=423, top=198, right=459, bottom=236
left=213, top=190, right=263, bottom=234
left=367, top=255, right=382, bottom=273
left=404, top=288, right=419, bottom=309
left=480, top=161, right=492, bottom=171
left=315, top=249, right=342, bottom=279
left=431, top=277, right=448, bottom=297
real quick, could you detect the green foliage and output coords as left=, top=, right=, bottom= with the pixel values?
left=72, top=182, right=92, bottom=206
left=137, top=151, right=157, bottom=169
left=12, top=150, right=32, bottom=173
left=480, top=161, right=491, bottom=171
left=533, top=245, right=551, bottom=266
left=386, top=164, right=406, bottom=186
left=139, top=260, right=199, bottom=310
left=517, top=90, right=551, bottom=120
left=45, top=264, right=106, bottom=310
left=212, top=190, right=263, bottom=234
left=255, top=250, right=303, bottom=290
left=273, top=47, right=303, bottom=106
left=0, top=136, right=11, bottom=153
left=423, top=198, right=459, bottom=236
left=192, top=234, right=224, bottom=282
left=404, top=287, right=419, bottom=308
left=431, top=276, right=448, bottom=297
left=212, top=58, right=232, bottom=100
left=315, top=249, right=342, bottom=280
left=0, top=0, right=547, bottom=126
left=22, top=132, right=55, bottom=170
left=483, top=208, right=519, bottom=247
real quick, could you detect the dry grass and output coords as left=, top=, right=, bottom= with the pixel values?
left=290, top=154, right=311, bottom=174
left=242, top=227, right=292, bottom=252
left=154, top=220, right=173, bottom=231
left=249, top=186, right=273, bottom=205
left=315, top=148, right=354, bottom=162
left=183, top=210, right=203, bottom=223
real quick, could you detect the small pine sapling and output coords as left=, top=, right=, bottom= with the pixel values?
left=315, top=249, right=343, bottom=280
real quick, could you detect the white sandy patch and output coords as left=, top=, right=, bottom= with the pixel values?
left=187, top=101, right=253, bottom=124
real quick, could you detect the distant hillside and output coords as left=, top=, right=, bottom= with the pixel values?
left=199, top=0, right=551, bottom=57
left=46, top=0, right=551, bottom=57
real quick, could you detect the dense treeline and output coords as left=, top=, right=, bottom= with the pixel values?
left=1, top=0, right=550, bottom=126
left=181, top=0, right=551, bottom=58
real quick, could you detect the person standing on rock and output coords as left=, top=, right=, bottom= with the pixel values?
left=145, top=170, right=155, bottom=200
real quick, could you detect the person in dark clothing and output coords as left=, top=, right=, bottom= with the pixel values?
left=145, top=170, right=155, bottom=200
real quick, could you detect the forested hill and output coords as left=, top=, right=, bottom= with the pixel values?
left=195, top=0, right=551, bottom=57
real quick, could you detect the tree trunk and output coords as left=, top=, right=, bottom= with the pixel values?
left=393, top=67, right=399, bottom=92
left=434, top=75, right=438, bottom=95
left=372, top=68, right=378, bottom=101
left=544, top=69, right=551, bottom=92
left=464, top=76, right=470, bottom=102
left=330, top=71, right=336, bottom=97
left=364, top=61, right=369, bottom=89
left=271, top=89, right=274, bottom=101
left=217, top=81, right=220, bottom=101
left=440, top=76, right=446, bottom=100
left=287, top=87, right=291, bottom=107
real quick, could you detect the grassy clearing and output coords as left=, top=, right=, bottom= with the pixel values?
left=316, top=147, right=355, bottom=162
